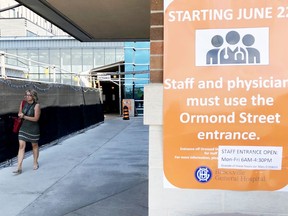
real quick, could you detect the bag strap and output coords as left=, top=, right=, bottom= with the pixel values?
left=21, top=100, right=26, bottom=109
left=23, top=102, right=34, bottom=116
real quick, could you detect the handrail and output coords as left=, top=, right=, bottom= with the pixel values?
left=0, top=51, right=91, bottom=87
left=0, top=51, right=150, bottom=88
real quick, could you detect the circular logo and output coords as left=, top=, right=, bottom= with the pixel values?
left=195, top=166, right=212, bottom=183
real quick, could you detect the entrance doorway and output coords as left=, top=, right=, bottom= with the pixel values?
left=101, top=81, right=121, bottom=114
left=90, top=61, right=125, bottom=115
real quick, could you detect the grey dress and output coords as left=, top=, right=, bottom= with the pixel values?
left=18, top=102, right=40, bottom=143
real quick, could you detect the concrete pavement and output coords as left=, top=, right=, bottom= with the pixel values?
left=0, top=115, right=148, bottom=216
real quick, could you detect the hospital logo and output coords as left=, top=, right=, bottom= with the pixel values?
left=195, top=166, right=212, bottom=183
left=195, top=28, right=269, bottom=66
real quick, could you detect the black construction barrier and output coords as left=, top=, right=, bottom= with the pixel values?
left=0, top=78, right=104, bottom=164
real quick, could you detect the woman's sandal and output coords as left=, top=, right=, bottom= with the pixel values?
left=13, top=169, right=22, bottom=174
left=33, top=163, right=39, bottom=170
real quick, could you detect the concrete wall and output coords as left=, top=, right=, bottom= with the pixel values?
left=146, top=0, right=288, bottom=215
left=144, top=84, right=288, bottom=216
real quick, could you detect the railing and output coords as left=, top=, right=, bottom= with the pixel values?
left=0, top=51, right=148, bottom=116
left=0, top=51, right=93, bottom=87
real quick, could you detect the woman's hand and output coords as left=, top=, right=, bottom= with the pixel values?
left=18, top=113, right=24, bottom=118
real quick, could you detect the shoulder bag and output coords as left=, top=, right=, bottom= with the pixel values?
left=12, top=100, right=28, bottom=133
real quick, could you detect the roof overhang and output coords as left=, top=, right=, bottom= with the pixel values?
left=90, top=61, right=125, bottom=75
left=15, top=0, right=150, bottom=42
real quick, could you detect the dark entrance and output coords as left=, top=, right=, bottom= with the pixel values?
left=90, top=61, right=125, bottom=115
left=101, top=81, right=120, bottom=114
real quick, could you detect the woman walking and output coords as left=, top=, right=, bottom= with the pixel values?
left=13, top=89, right=41, bottom=174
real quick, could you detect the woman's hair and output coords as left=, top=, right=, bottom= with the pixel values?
left=26, top=89, right=38, bottom=102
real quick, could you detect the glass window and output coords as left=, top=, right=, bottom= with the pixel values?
left=49, top=49, right=60, bottom=83
left=50, top=49, right=60, bottom=66
left=123, top=42, right=150, bottom=103
left=135, top=49, right=150, bottom=65
left=115, top=48, right=124, bottom=62
left=61, top=49, right=72, bottom=84
left=38, top=50, right=50, bottom=82
left=104, top=48, right=115, bottom=65
left=124, top=74, right=134, bottom=91
left=82, top=49, right=93, bottom=71
left=71, top=48, right=82, bottom=73
left=6, top=49, right=17, bottom=67
left=38, top=50, right=49, bottom=64
left=124, top=48, right=134, bottom=72
left=61, top=49, right=71, bottom=71
left=94, top=49, right=104, bottom=67
left=124, top=48, right=134, bottom=63
left=17, top=49, right=28, bottom=61
left=26, top=49, right=38, bottom=80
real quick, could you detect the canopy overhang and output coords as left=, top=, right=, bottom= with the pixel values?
left=15, top=0, right=150, bottom=42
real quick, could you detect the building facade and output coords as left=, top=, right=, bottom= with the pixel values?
left=124, top=42, right=150, bottom=114
left=0, top=37, right=125, bottom=85
left=0, top=1, right=150, bottom=114
left=0, top=0, right=66, bottom=36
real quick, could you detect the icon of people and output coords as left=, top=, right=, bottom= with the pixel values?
left=206, top=30, right=261, bottom=65
left=242, top=34, right=260, bottom=64
left=219, top=31, right=247, bottom=64
left=206, top=35, right=223, bottom=64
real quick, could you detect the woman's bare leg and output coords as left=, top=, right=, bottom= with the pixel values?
left=14, top=140, right=26, bottom=173
left=32, top=143, right=39, bottom=170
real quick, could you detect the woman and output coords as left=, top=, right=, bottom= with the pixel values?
left=13, top=89, right=41, bottom=174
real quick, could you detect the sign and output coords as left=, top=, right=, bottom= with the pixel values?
left=97, top=75, right=111, bottom=81
left=163, top=0, right=288, bottom=190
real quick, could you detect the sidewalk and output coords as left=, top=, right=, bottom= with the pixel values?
left=0, top=116, right=148, bottom=216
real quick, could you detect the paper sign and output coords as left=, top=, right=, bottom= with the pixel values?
left=163, top=0, right=288, bottom=190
